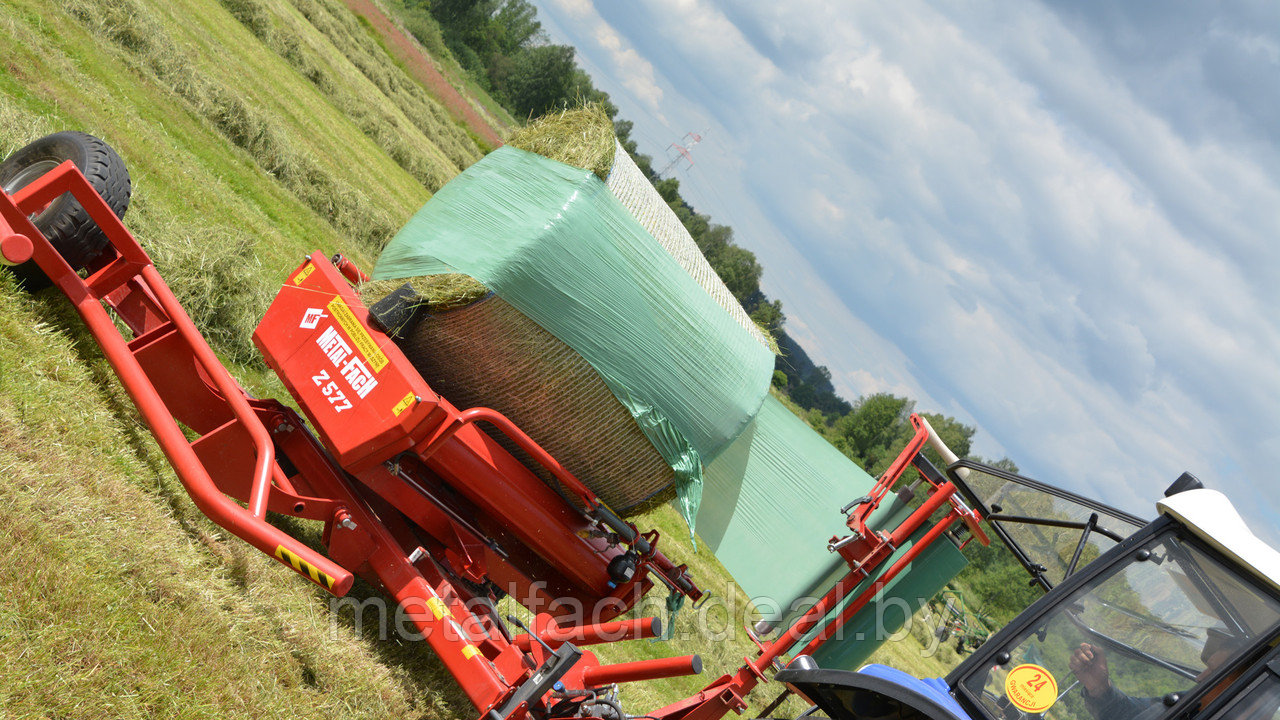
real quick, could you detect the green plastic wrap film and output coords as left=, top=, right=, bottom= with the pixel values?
left=696, top=395, right=967, bottom=653
left=805, top=528, right=968, bottom=671
left=696, top=396, right=877, bottom=607
left=371, top=145, right=966, bottom=636
left=373, top=147, right=775, bottom=524
left=766, top=497, right=915, bottom=628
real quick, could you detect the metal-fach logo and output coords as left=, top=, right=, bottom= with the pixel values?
left=317, top=326, right=353, bottom=366
left=300, top=308, right=327, bottom=329
left=313, top=324, right=379, bottom=404
left=339, top=356, right=378, bottom=399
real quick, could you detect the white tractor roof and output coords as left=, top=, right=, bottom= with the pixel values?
left=1158, top=488, right=1280, bottom=594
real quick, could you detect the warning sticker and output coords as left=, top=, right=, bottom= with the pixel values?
left=1005, top=663, right=1058, bottom=714
left=274, top=545, right=336, bottom=591
left=291, top=263, right=316, bottom=285
left=426, top=597, right=451, bottom=621
left=326, top=295, right=388, bottom=372
left=392, top=392, right=416, bottom=417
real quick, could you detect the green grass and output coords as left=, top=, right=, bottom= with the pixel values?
left=0, top=0, right=468, bottom=713
left=0, top=0, right=972, bottom=714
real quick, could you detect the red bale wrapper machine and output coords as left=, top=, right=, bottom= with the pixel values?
left=0, top=136, right=990, bottom=720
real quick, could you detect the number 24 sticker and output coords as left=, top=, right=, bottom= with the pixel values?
left=1005, top=664, right=1058, bottom=713
left=312, top=369, right=353, bottom=413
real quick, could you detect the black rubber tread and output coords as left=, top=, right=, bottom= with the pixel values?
left=0, top=131, right=131, bottom=290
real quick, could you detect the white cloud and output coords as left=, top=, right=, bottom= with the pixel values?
left=545, top=0, right=592, bottom=18
left=810, top=190, right=845, bottom=226
left=536, top=2, right=668, bottom=121
left=536, top=0, right=1280, bottom=542
left=649, top=0, right=780, bottom=80
left=592, top=24, right=665, bottom=115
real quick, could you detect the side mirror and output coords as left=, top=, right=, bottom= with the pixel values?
left=1164, top=472, right=1204, bottom=497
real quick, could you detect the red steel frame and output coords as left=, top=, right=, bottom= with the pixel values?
left=647, top=415, right=989, bottom=720
left=0, top=162, right=704, bottom=720
left=1, top=162, right=989, bottom=720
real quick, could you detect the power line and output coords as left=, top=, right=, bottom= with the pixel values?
left=658, top=130, right=707, bottom=176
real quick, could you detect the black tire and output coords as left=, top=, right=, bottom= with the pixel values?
left=0, top=131, right=131, bottom=290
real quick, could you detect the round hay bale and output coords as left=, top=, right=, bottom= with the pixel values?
left=367, top=104, right=772, bottom=518
left=395, top=294, right=677, bottom=515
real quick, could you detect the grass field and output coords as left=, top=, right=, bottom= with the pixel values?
left=0, top=0, right=973, bottom=716
left=0, top=0, right=469, bottom=714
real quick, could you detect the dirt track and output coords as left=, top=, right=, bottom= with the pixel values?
left=341, top=0, right=505, bottom=149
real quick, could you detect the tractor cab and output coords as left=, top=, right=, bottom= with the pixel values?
left=779, top=464, right=1280, bottom=720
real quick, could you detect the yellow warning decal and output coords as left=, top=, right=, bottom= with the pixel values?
left=291, top=263, right=316, bottom=285
left=426, top=597, right=450, bottom=621
left=327, top=295, right=388, bottom=372
left=462, top=645, right=481, bottom=660
left=274, top=545, right=336, bottom=590
left=1005, top=664, right=1058, bottom=714
left=392, top=392, right=416, bottom=417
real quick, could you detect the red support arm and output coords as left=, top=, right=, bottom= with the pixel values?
left=419, top=407, right=600, bottom=506
left=1, top=162, right=354, bottom=595
left=581, top=655, right=703, bottom=686
left=512, top=616, right=664, bottom=651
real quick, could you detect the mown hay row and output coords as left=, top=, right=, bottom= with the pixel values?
left=64, top=0, right=400, bottom=251
left=217, top=0, right=480, bottom=192
left=133, top=200, right=276, bottom=366
left=0, top=87, right=277, bottom=367
left=287, top=0, right=482, bottom=171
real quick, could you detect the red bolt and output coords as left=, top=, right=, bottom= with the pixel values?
left=334, top=508, right=357, bottom=531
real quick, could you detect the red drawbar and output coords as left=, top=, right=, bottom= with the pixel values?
left=0, top=161, right=354, bottom=595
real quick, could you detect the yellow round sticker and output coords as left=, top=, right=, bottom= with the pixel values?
left=1005, top=663, right=1058, bottom=713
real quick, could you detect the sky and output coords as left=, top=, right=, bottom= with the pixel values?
left=528, top=0, right=1280, bottom=541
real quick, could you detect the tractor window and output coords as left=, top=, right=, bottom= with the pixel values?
left=958, top=531, right=1280, bottom=720
left=953, top=465, right=1146, bottom=590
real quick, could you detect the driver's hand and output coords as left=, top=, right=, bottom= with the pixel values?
left=1069, top=643, right=1111, bottom=698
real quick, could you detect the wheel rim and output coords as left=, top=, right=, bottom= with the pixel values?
left=2, top=159, right=61, bottom=196
left=3, top=159, right=63, bottom=223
